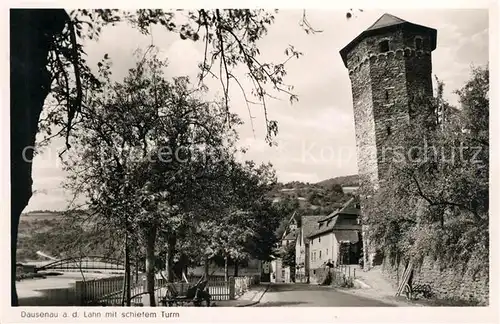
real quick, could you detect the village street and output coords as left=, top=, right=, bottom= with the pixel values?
left=255, top=284, right=394, bottom=307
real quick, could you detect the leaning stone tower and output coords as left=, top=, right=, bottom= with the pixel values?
left=340, top=13, right=437, bottom=268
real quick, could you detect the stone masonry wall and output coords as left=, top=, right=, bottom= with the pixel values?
left=382, top=256, right=489, bottom=305
left=348, top=39, right=378, bottom=191
left=368, top=29, right=410, bottom=181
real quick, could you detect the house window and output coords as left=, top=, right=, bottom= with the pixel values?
left=326, top=248, right=328, bottom=256
left=379, top=40, right=390, bottom=53
left=311, top=239, right=313, bottom=245
left=319, top=237, right=321, bottom=243
left=415, top=37, right=423, bottom=50
left=319, top=251, right=322, bottom=259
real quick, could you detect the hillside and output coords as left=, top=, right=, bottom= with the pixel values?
left=315, top=174, right=359, bottom=188
left=269, top=174, right=359, bottom=210
left=271, top=174, right=359, bottom=239
left=17, top=212, right=122, bottom=262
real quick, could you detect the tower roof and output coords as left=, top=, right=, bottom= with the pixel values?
left=339, top=13, right=437, bottom=67
left=365, top=13, right=407, bottom=31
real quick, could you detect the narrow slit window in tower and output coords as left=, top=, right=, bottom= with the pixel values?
left=387, top=126, right=392, bottom=136
left=385, top=90, right=389, bottom=101
left=415, top=37, right=423, bottom=50
left=379, top=40, right=390, bottom=53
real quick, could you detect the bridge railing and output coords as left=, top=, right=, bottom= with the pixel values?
left=36, top=256, right=137, bottom=273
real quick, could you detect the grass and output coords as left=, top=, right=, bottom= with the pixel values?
left=410, top=297, right=483, bottom=307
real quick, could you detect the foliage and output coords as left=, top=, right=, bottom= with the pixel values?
left=364, top=65, right=489, bottom=275
left=65, top=47, right=239, bottom=229
left=39, top=9, right=312, bottom=149
left=281, top=242, right=296, bottom=269
left=200, top=160, right=280, bottom=263
left=17, top=214, right=122, bottom=261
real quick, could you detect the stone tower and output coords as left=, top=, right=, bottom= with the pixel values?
left=340, top=13, right=437, bottom=268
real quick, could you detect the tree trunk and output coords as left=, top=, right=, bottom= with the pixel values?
left=10, top=9, right=68, bottom=306
left=144, top=226, right=157, bottom=306
left=224, top=254, right=229, bottom=281
left=124, top=233, right=131, bottom=306
left=166, top=234, right=176, bottom=283
left=178, top=253, right=189, bottom=282
left=203, top=255, right=210, bottom=278
left=135, top=255, right=139, bottom=285
left=234, top=260, right=239, bottom=277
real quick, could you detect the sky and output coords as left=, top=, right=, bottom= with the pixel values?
left=25, top=8, right=489, bottom=212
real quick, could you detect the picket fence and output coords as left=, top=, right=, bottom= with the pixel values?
left=74, top=274, right=259, bottom=306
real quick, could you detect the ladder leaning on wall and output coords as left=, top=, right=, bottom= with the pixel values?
left=395, top=260, right=414, bottom=297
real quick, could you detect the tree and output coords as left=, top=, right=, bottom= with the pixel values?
left=331, top=183, right=344, bottom=194
left=364, top=65, right=489, bottom=276
left=65, top=49, right=241, bottom=305
left=281, top=241, right=296, bottom=282
left=199, top=160, right=278, bottom=279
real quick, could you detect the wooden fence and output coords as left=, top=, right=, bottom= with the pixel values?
left=74, top=274, right=258, bottom=306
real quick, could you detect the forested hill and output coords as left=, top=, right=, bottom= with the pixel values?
left=271, top=174, right=359, bottom=238
left=315, top=174, right=359, bottom=188
left=269, top=174, right=359, bottom=211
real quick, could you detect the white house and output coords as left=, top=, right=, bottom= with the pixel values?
left=307, top=198, right=362, bottom=284
left=295, top=214, right=325, bottom=283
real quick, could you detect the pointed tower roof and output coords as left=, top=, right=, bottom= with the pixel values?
left=339, top=13, right=437, bottom=67
left=366, top=13, right=407, bottom=31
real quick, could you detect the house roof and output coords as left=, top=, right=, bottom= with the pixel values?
left=339, top=13, right=437, bottom=67
left=300, top=215, right=325, bottom=243
left=283, top=229, right=298, bottom=241
left=318, top=200, right=352, bottom=222
left=307, top=198, right=361, bottom=238
left=281, top=211, right=298, bottom=240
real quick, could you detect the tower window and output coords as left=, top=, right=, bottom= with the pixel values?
left=415, top=37, right=423, bottom=50
left=385, top=90, right=389, bottom=101
left=387, top=126, right=392, bottom=135
left=379, top=40, right=390, bottom=53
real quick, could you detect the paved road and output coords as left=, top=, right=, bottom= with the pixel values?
left=256, top=283, right=395, bottom=307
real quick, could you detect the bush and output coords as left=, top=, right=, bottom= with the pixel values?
left=321, top=271, right=332, bottom=285
left=340, top=276, right=354, bottom=288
